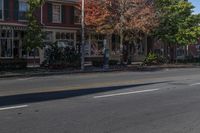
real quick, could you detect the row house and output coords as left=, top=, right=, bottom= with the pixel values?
left=0, top=0, right=149, bottom=66
left=0, top=0, right=81, bottom=65
left=84, top=34, right=148, bottom=62
left=152, top=38, right=200, bottom=61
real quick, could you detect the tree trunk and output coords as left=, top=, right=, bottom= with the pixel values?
left=127, top=44, right=132, bottom=65
left=164, top=42, right=170, bottom=63
left=175, top=44, right=178, bottom=64
left=163, top=42, right=168, bottom=57
left=184, top=46, right=188, bottom=63
left=33, top=48, right=36, bottom=68
left=169, top=44, right=173, bottom=63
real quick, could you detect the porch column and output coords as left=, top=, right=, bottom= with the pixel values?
left=52, top=31, right=56, bottom=42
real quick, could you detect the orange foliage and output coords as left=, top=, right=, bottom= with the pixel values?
left=80, top=0, right=158, bottom=34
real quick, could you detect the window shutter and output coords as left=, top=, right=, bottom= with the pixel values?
left=13, top=0, right=19, bottom=20
left=4, top=0, right=10, bottom=19
left=70, top=6, right=74, bottom=24
left=0, top=12, right=1, bottom=19
left=0, top=0, right=2, bottom=19
left=47, top=3, right=52, bottom=22
left=62, top=5, right=65, bottom=23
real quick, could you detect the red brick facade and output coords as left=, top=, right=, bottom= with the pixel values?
left=0, top=0, right=81, bottom=66
left=0, top=0, right=80, bottom=27
left=42, top=2, right=79, bottom=28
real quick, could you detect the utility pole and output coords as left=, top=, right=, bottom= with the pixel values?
left=81, top=0, right=85, bottom=71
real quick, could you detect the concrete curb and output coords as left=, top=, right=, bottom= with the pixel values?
left=0, top=68, right=125, bottom=79
left=0, top=65, right=199, bottom=79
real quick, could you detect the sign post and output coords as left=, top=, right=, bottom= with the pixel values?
left=103, top=39, right=109, bottom=70
left=81, top=0, right=85, bottom=71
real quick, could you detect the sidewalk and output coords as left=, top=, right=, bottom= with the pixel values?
left=0, top=63, right=199, bottom=79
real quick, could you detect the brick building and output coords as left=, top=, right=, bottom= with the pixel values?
left=0, top=0, right=149, bottom=66
left=0, top=0, right=81, bottom=66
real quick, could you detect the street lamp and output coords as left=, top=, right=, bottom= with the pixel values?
left=81, top=0, right=85, bottom=71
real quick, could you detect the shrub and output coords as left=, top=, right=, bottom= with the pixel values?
left=143, top=52, right=168, bottom=66
left=0, top=59, right=27, bottom=70
left=92, top=60, right=104, bottom=67
left=43, top=42, right=81, bottom=69
left=143, top=52, right=158, bottom=65
left=109, top=60, right=118, bottom=66
left=157, top=56, right=169, bottom=64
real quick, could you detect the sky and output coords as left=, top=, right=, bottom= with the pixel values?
left=188, top=0, right=200, bottom=14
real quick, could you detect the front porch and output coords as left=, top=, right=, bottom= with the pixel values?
left=0, top=24, right=42, bottom=67
left=83, top=33, right=148, bottom=63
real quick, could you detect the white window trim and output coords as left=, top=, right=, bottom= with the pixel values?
left=52, top=3, right=62, bottom=23
left=0, top=0, right=4, bottom=20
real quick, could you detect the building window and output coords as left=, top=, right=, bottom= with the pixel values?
left=19, top=0, right=29, bottom=20
left=91, top=34, right=105, bottom=56
left=74, top=8, right=81, bottom=24
left=0, top=0, right=3, bottom=19
left=196, top=45, right=200, bottom=52
left=44, top=32, right=53, bottom=42
left=55, top=32, right=75, bottom=48
left=22, top=48, right=40, bottom=58
left=134, top=40, right=145, bottom=55
left=52, top=4, right=61, bottom=23
left=111, top=35, right=120, bottom=53
left=0, top=30, right=14, bottom=58
left=1, top=39, right=13, bottom=58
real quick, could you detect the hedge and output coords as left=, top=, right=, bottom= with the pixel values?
left=0, top=59, right=27, bottom=70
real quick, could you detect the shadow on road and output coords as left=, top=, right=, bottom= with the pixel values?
left=0, top=81, right=170, bottom=107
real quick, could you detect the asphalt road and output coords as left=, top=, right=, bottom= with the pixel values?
left=1, top=68, right=200, bottom=133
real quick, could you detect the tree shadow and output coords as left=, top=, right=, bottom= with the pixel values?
left=0, top=81, right=170, bottom=107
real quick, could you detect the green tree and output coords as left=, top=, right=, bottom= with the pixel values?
left=176, top=14, right=200, bottom=46
left=23, top=0, right=44, bottom=66
left=154, top=0, right=200, bottom=58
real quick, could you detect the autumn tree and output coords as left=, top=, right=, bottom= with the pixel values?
left=83, top=0, right=158, bottom=62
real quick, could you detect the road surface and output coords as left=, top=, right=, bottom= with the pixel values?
left=0, top=68, right=200, bottom=133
